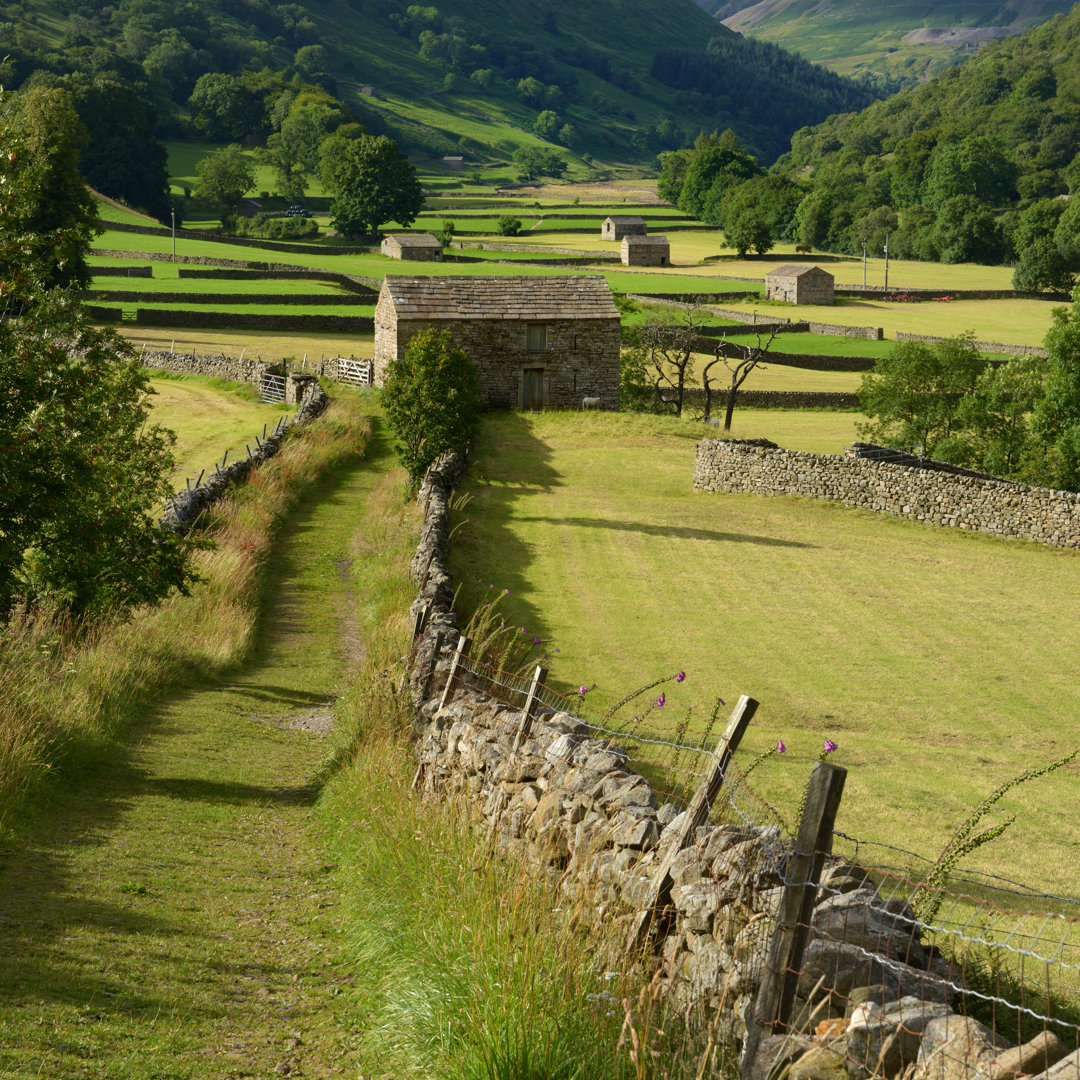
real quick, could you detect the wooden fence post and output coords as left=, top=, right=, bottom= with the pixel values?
left=511, top=664, right=549, bottom=754
left=437, top=634, right=470, bottom=711
left=630, top=694, right=758, bottom=950
left=740, top=760, right=847, bottom=1080
left=411, top=599, right=432, bottom=643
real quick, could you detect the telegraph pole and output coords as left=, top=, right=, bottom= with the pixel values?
left=883, top=234, right=890, bottom=295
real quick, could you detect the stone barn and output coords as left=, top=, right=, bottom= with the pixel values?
left=765, top=264, right=834, bottom=305
left=381, top=233, right=444, bottom=261
left=374, top=275, right=621, bottom=410
left=622, top=234, right=670, bottom=267
left=602, top=215, right=647, bottom=241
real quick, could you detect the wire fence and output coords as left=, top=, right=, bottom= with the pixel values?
left=426, top=640, right=1080, bottom=1076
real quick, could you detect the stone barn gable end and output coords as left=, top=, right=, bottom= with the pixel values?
left=765, top=264, right=834, bottom=305
left=381, top=233, right=444, bottom=261
left=622, top=234, right=670, bottom=267
left=374, top=275, right=622, bottom=410
left=602, top=215, right=647, bottom=241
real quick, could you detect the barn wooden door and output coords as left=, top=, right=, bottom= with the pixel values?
left=522, top=368, right=544, bottom=410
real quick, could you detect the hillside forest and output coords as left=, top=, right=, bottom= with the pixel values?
left=0, top=0, right=881, bottom=221
left=657, top=6, right=1080, bottom=291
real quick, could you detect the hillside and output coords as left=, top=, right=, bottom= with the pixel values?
left=691, top=0, right=1075, bottom=83
left=0, top=0, right=882, bottom=210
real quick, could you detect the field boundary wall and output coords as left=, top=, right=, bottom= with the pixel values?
left=133, top=309, right=375, bottom=332
left=85, top=289, right=373, bottom=307
left=693, top=437, right=1080, bottom=548
left=896, top=331, right=1048, bottom=357
left=158, top=378, right=328, bottom=533
left=403, top=450, right=1080, bottom=1080
left=105, top=220, right=376, bottom=256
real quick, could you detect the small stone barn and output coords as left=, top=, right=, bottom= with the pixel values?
left=374, top=275, right=621, bottom=410
left=622, top=234, right=670, bottom=267
left=765, top=264, right=834, bottom=305
left=602, top=215, right=647, bottom=241
left=381, top=234, right=444, bottom=261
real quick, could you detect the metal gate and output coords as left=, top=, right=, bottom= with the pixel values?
left=260, top=372, right=286, bottom=403
left=337, top=358, right=373, bottom=387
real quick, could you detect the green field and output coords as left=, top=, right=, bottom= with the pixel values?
left=147, top=374, right=289, bottom=485
left=451, top=411, right=1080, bottom=900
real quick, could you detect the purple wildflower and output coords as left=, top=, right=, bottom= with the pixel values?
left=579, top=685, right=588, bottom=698
left=676, top=671, right=686, bottom=683
left=504, top=588, right=510, bottom=594
left=777, top=739, right=786, bottom=754
left=823, top=739, right=838, bottom=754
left=656, top=692, right=666, bottom=708
left=533, top=637, right=542, bottom=645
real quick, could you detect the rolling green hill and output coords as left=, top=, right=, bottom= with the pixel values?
left=1, top=0, right=881, bottom=205
left=692, top=0, right=1075, bottom=83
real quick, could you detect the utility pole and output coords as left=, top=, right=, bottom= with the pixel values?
left=171, top=208, right=176, bottom=260
left=862, top=241, right=867, bottom=288
left=883, top=234, right=890, bottom=295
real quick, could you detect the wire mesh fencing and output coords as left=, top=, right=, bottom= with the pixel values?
left=421, top=638, right=1080, bottom=1080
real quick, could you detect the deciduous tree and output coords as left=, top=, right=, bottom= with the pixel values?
left=0, top=86, right=101, bottom=290
left=381, top=328, right=482, bottom=492
left=319, top=133, right=422, bottom=236
left=194, top=144, right=256, bottom=224
left=0, top=94, right=199, bottom=618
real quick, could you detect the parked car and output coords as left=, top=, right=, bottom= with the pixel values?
left=286, top=205, right=311, bottom=217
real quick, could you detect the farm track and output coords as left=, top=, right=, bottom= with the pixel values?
left=0, top=437, right=394, bottom=1078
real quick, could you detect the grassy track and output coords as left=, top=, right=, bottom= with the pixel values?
left=0, top=395, right=401, bottom=1078
left=452, top=411, right=1080, bottom=899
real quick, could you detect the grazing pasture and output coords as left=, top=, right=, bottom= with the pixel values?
left=147, top=374, right=289, bottom=485
left=451, top=411, right=1080, bottom=899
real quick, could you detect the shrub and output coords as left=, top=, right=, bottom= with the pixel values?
left=497, top=215, right=522, bottom=236
left=381, top=328, right=482, bottom=492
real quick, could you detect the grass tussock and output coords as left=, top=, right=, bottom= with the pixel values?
left=0, top=386, right=371, bottom=841
left=322, top=458, right=727, bottom=1079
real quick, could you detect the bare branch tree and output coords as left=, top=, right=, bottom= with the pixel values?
left=701, top=330, right=777, bottom=431
left=639, top=305, right=707, bottom=418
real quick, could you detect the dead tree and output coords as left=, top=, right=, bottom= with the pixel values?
left=701, top=330, right=777, bottom=431
left=639, top=306, right=707, bottom=418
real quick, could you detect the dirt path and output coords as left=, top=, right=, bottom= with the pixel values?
left=0, top=442, right=391, bottom=1079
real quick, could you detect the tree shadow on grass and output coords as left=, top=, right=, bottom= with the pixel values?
left=514, top=514, right=815, bottom=547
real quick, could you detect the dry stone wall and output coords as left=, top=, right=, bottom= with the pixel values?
left=404, top=451, right=1079, bottom=1080
left=895, top=332, right=1047, bottom=357
left=159, top=379, right=327, bottom=533
left=693, top=439, right=1080, bottom=549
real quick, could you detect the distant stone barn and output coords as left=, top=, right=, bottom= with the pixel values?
left=381, top=233, right=443, bottom=261
left=622, top=234, right=670, bottom=267
left=602, top=215, right=647, bottom=241
left=374, top=275, right=621, bottom=410
left=765, top=264, right=835, bottom=305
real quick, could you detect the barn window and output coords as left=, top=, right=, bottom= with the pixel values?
left=526, top=323, right=547, bottom=351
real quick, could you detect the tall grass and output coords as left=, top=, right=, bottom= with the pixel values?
left=322, top=459, right=728, bottom=1080
left=0, top=387, right=371, bottom=840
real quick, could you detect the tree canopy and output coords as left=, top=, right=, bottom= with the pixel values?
left=0, top=92, right=199, bottom=619
left=381, top=328, right=482, bottom=492
left=319, top=133, right=423, bottom=237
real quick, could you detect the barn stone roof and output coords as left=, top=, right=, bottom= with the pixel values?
left=624, top=234, right=669, bottom=245
left=604, top=215, right=646, bottom=224
left=380, top=275, right=619, bottom=320
left=385, top=233, right=443, bottom=247
left=766, top=264, right=831, bottom=279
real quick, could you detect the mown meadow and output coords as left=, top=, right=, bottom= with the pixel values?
left=449, top=410, right=1080, bottom=902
